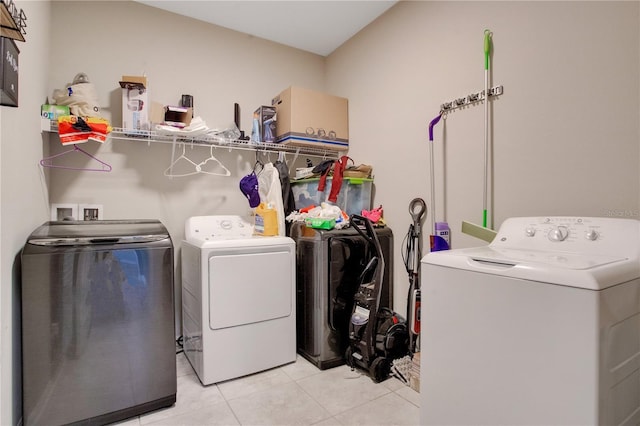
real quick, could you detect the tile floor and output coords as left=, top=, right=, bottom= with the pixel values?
left=116, top=353, right=420, bottom=426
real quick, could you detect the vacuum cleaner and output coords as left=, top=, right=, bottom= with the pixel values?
left=403, top=198, right=427, bottom=354
left=345, top=214, right=409, bottom=382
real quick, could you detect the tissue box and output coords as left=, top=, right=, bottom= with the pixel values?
left=41, top=104, right=70, bottom=120
left=291, top=177, right=372, bottom=215
left=119, top=75, right=148, bottom=133
left=40, top=104, right=71, bottom=131
left=272, top=86, right=348, bottom=151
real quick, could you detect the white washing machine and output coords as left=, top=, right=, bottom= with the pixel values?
left=420, top=216, right=640, bottom=425
left=181, top=215, right=296, bottom=385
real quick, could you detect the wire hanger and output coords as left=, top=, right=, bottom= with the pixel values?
left=197, top=144, right=231, bottom=176
left=40, top=144, right=112, bottom=172
left=253, top=148, right=265, bottom=175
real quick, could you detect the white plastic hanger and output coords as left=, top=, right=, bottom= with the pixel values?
left=197, top=145, right=231, bottom=176
left=164, top=143, right=230, bottom=177
left=164, top=143, right=201, bottom=177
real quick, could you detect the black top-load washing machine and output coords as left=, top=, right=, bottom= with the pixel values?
left=289, top=222, right=393, bottom=369
left=21, top=220, right=176, bottom=426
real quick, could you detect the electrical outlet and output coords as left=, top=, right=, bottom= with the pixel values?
left=51, top=203, right=78, bottom=221
left=78, top=204, right=103, bottom=221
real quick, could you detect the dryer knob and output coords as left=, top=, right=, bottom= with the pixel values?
left=525, top=227, right=536, bottom=237
left=585, top=229, right=599, bottom=241
left=548, top=226, right=569, bottom=242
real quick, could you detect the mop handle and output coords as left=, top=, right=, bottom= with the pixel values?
left=428, top=113, right=442, bottom=142
left=484, top=29, right=491, bottom=70
left=483, top=29, right=492, bottom=228
left=428, top=113, right=442, bottom=234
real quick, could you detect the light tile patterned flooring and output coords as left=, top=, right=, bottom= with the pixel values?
left=116, top=353, right=419, bottom=426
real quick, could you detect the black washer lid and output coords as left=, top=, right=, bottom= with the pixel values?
left=27, top=220, right=169, bottom=246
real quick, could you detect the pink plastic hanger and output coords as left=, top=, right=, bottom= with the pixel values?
left=40, top=144, right=112, bottom=172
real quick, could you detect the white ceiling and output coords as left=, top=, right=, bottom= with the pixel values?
left=134, top=1, right=398, bottom=56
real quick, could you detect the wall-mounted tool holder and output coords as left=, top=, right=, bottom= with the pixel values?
left=440, top=85, right=503, bottom=114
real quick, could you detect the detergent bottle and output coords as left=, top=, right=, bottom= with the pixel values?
left=254, top=202, right=278, bottom=236
left=433, top=221, right=450, bottom=250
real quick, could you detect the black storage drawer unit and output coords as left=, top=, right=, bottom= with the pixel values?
left=290, top=222, right=394, bottom=369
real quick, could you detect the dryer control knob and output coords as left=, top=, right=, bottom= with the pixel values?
left=525, top=227, right=536, bottom=237
left=548, top=226, right=569, bottom=242
left=585, top=229, right=599, bottom=241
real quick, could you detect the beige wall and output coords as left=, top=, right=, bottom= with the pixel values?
left=47, top=0, right=325, bottom=231
left=1, top=2, right=52, bottom=424
left=3, top=1, right=327, bottom=423
left=45, top=0, right=327, bottom=342
left=1, top=1, right=639, bottom=424
left=328, top=1, right=640, bottom=311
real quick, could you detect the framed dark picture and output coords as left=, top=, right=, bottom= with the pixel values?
left=1, top=37, right=19, bottom=107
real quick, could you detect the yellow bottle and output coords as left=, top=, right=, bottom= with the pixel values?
left=254, top=202, right=278, bottom=236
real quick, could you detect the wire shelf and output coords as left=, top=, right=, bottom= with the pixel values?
left=43, top=121, right=343, bottom=159
left=108, top=128, right=342, bottom=159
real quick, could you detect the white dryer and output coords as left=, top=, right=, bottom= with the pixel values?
left=181, top=215, right=296, bottom=385
left=421, top=216, right=640, bottom=425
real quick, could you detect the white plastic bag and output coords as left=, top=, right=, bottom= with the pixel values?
left=257, top=162, right=285, bottom=236
left=51, top=73, right=100, bottom=117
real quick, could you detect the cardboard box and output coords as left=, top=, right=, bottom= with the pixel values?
left=272, top=86, right=348, bottom=151
left=164, top=105, right=193, bottom=128
left=1, top=37, right=19, bottom=107
left=121, top=75, right=147, bottom=86
left=251, top=105, right=277, bottom=143
left=119, top=75, right=149, bottom=133
left=150, top=101, right=165, bottom=125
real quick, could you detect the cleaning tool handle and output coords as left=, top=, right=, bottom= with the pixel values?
left=484, top=29, right=491, bottom=70
left=350, top=214, right=382, bottom=256
left=482, top=29, right=492, bottom=229
left=409, top=198, right=427, bottom=230
left=428, top=113, right=442, bottom=142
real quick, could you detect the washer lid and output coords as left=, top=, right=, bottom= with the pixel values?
left=423, top=217, right=640, bottom=290
left=27, top=220, right=169, bottom=246
left=423, top=246, right=637, bottom=290
left=463, top=246, right=625, bottom=270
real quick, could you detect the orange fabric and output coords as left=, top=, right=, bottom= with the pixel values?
left=57, top=116, right=112, bottom=145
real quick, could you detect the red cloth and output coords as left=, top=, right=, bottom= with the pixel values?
left=328, top=156, right=351, bottom=203
left=314, top=160, right=334, bottom=192
left=318, top=166, right=331, bottom=192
